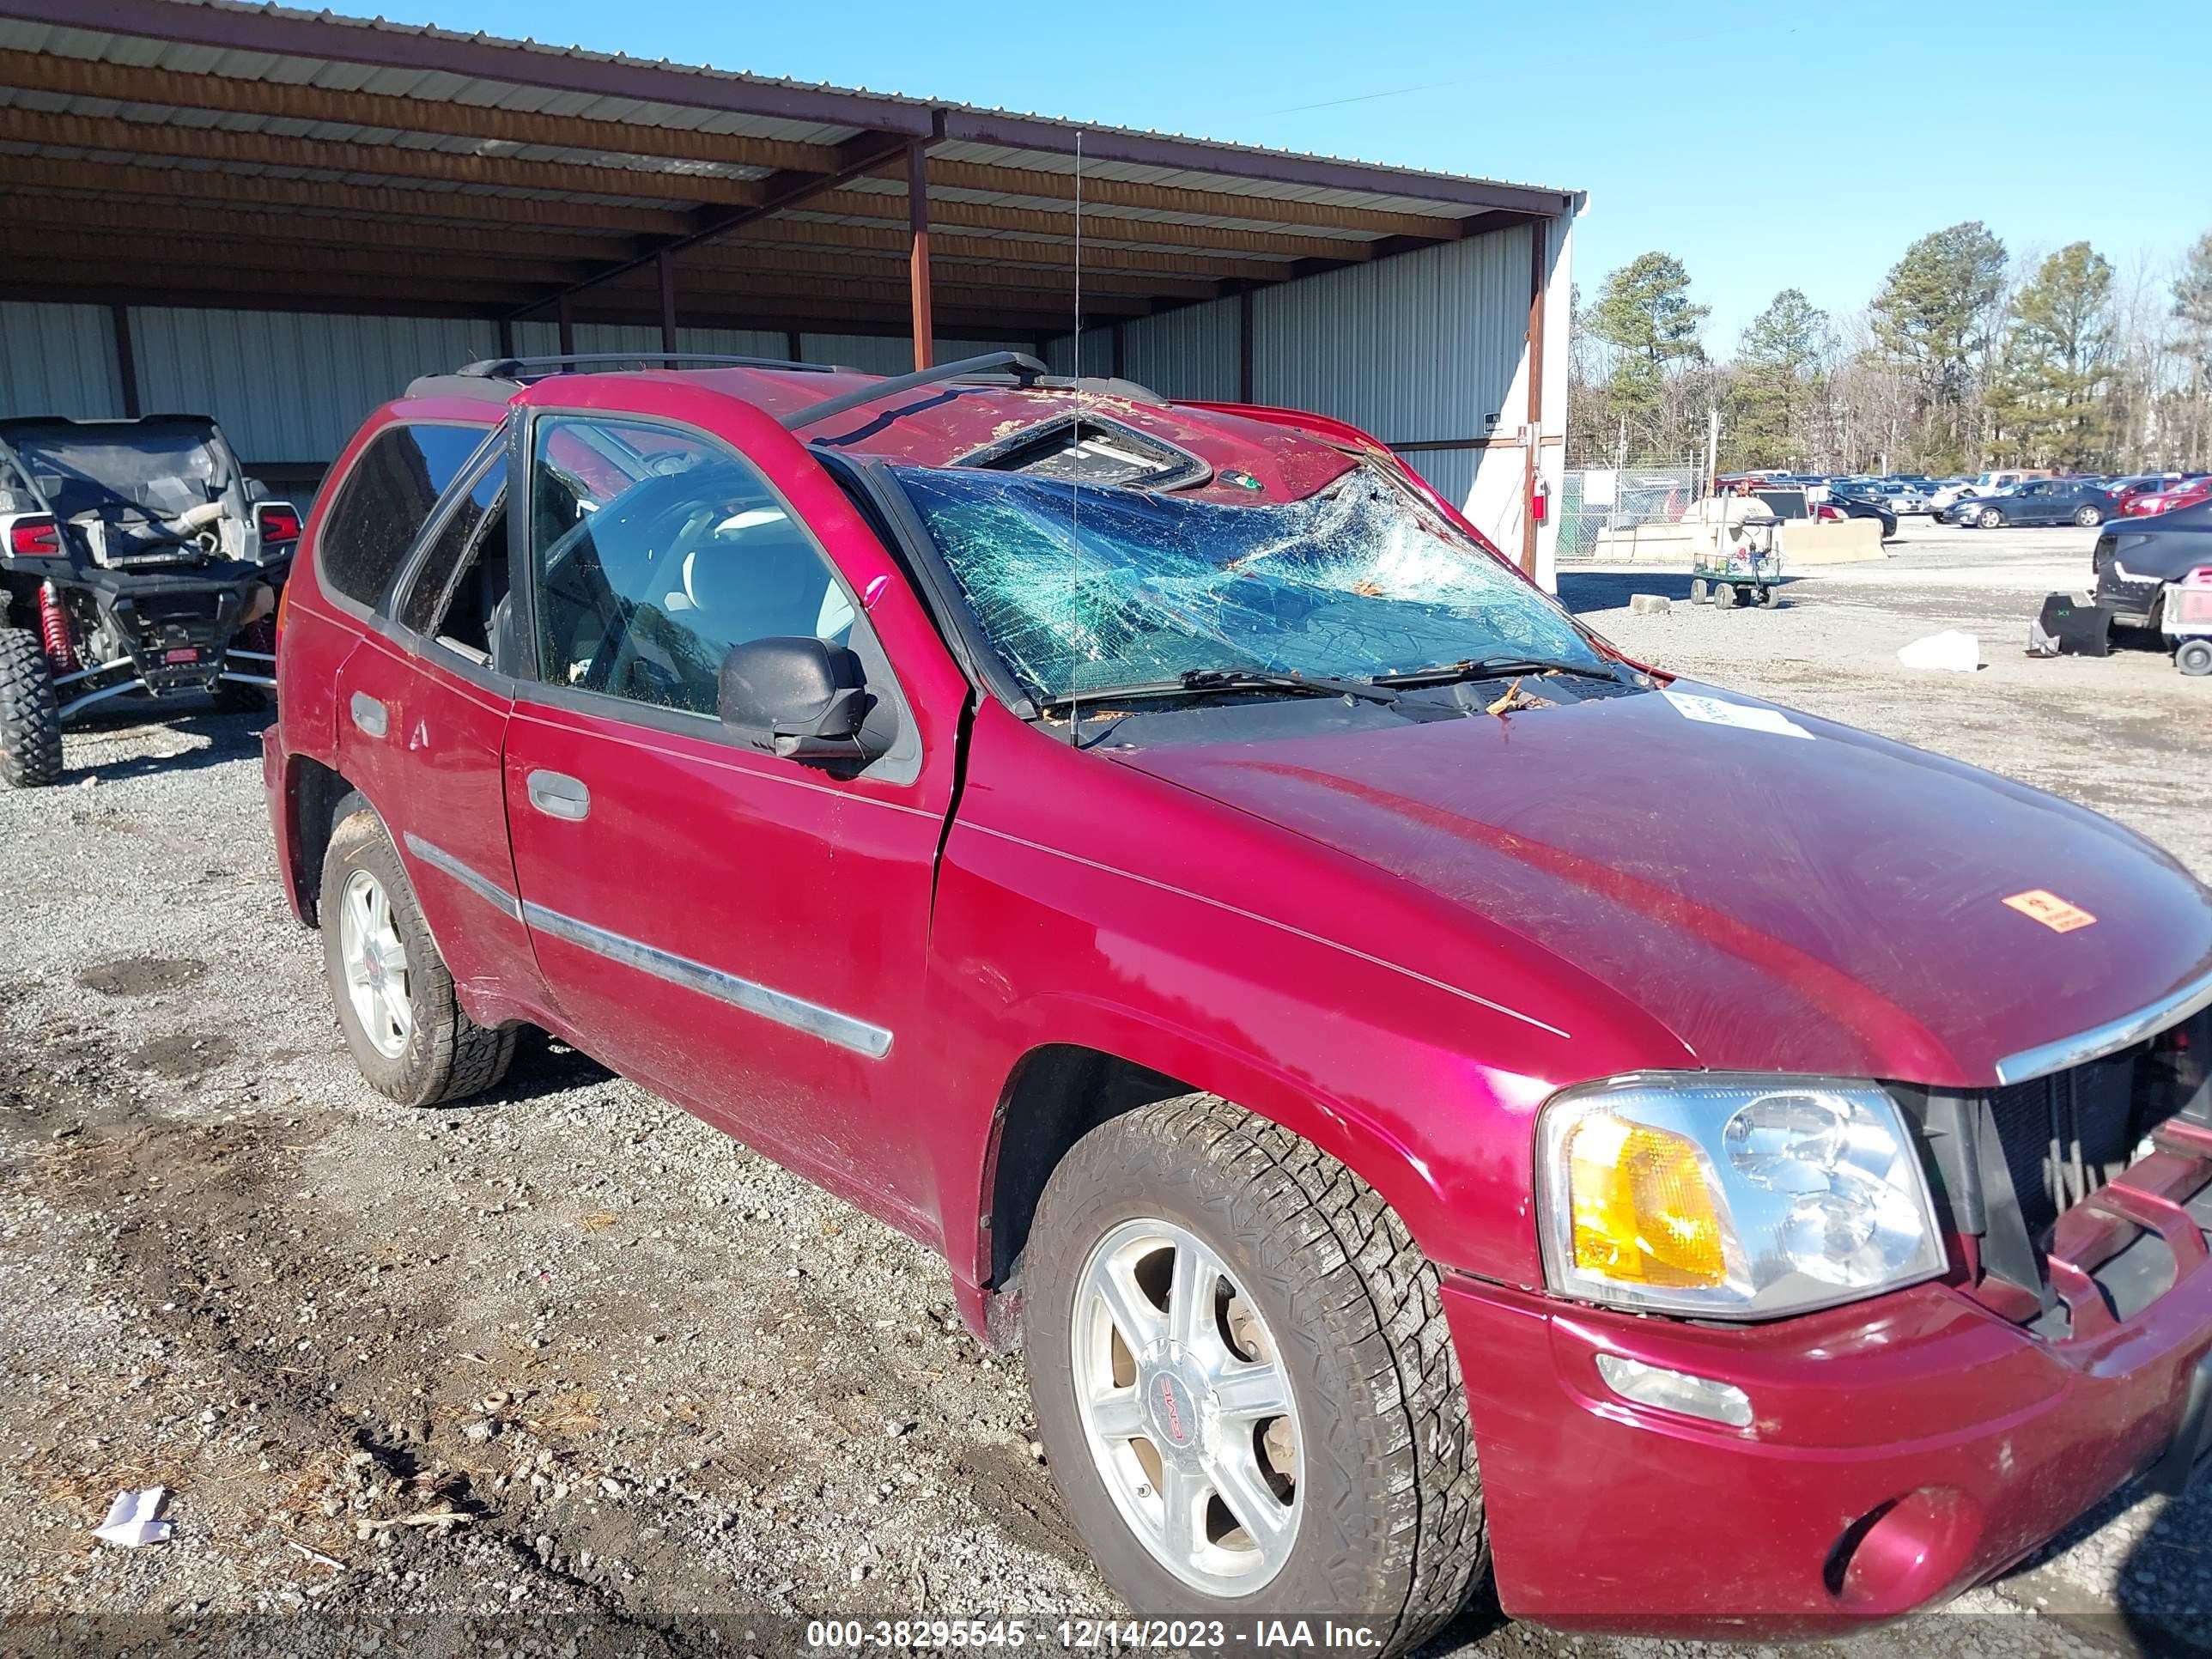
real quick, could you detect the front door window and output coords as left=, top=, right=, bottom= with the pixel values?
left=527, top=416, right=857, bottom=719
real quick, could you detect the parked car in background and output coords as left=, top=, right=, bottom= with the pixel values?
left=1869, top=480, right=1936, bottom=514
left=1942, top=479, right=2115, bottom=527
left=262, top=347, right=2212, bottom=1646
left=2093, top=496, right=2212, bottom=628
left=1819, top=483, right=1899, bottom=538
left=1814, top=495, right=1899, bottom=537
left=2124, top=477, right=2212, bottom=519
left=1927, top=477, right=1978, bottom=513
left=0, top=413, right=301, bottom=786
left=1955, top=469, right=2035, bottom=500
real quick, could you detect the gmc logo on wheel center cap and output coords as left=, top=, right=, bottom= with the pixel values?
left=1155, top=1375, right=1190, bottom=1446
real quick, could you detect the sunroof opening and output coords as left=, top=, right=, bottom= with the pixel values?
left=953, top=415, right=1210, bottom=489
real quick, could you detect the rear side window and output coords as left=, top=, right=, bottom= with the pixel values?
left=317, top=423, right=489, bottom=610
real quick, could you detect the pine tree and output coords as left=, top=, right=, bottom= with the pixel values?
left=1726, top=289, right=1831, bottom=468
left=1869, top=222, right=2007, bottom=468
left=2173, top=233, right=2212, bottom=466
left=1985, top=242, right=2116, bottom=468
left=1586, top=252, right=1708, bottom=457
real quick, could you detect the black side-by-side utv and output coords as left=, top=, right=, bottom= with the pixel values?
left=0, top=414, right=301, bottom=787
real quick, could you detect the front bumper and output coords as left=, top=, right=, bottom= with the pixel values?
left=1444, top=1250, right=2212, bottom=1638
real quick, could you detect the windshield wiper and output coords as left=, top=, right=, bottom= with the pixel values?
left=1050, top=667, right=1402, bottom=708
left=1176, top=667, right=1403, bottom=704
left=1369, top=654, right=1623, bottom=688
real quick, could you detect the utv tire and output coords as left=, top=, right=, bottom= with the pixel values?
left=0, top=627, right=64, bottom=788
left=1714, top=580, right=1738, bottom=609
left=1025, top=1094, right=1485, bottom=1656
left=320, top=794, right=517, bottom=1107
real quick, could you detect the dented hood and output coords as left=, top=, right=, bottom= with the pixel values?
left=1115, top=684, right=2212, bottom=1086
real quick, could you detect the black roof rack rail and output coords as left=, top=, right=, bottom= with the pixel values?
left=455, top=352, right=842, bottom=382
left=781, top=350, right=1051, bottom=434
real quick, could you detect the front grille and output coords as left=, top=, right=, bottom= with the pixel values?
left=1986, top=1054, right=2142, bottom=1237
left=1903, top=1000, right=2212, bottom=1340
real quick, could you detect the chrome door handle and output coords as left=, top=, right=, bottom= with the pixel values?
left=349, top=691, right=388, bottom=739
left=526, top=769, right=590, bottom=821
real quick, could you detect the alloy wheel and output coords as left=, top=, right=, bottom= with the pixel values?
left=1071, top=1218, right=1303, bottom=1595
left=338, top=866, right=413, bottom=1060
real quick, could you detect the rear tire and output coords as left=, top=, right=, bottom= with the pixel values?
left=0, top=626, right=64, bottom=788
left=2179, top=640, right=2212, bottom=678
left=2074, top=505, right=2103, bottom=526
left=1025, top=1094, right=1486, bottom=1656
left=319, top=793, right=517, bottom=1107
left=1714, top=580, right=1738, bottom=610
left=1689, top=578, right=1709, bottom=605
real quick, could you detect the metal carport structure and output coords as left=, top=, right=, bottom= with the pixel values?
left=0, top=0, right=1580, bottom=578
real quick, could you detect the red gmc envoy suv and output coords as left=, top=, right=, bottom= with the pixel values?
left=263, top=350, right=2212, bottom=1648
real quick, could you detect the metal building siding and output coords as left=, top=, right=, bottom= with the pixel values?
left=130, top=308, right=501, bottom=464
left=1252, top=225, right=1528, bottom=448
left=1400, top=449, right=1478, bottom=508
left=0, top=301, right=125, bottom=419
left=1044, top=331, right=1115, bottom=379
left=1123, top=298, right=1241, bottom=402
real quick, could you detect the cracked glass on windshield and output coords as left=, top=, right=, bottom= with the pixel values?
left=895, top=460, right=1599, bottom=703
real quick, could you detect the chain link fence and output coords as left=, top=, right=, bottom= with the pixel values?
left=1556, top=462, right=1707, bottom=562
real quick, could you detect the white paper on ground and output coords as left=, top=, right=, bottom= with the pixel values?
left=1662, top=690, right=1814, bottom=740
left=1897, top=630, right=1982, bottom=672
left=94, top=1486, right=171, bottom=1547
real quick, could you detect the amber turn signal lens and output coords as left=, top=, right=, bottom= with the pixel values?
left=1566, top=1115, right=1728, bottom=1288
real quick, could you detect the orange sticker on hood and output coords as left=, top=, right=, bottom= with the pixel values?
left=2002, top=890, right=2097, bottom=933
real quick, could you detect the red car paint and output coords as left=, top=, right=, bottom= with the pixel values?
left=264, top=363, right=2212, bottom=1637
left=2126, top=479, right=2212, bottom=517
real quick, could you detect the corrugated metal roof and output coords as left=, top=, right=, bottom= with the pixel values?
left=0, top=3, right=1574, bottom=204
left=0, top=0, right=1578, bottom=344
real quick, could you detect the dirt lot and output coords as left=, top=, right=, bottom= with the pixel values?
left=1, top=516, right=2208, bottom=1659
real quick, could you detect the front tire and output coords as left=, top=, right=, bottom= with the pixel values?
left=1977, top=507, right=2003, bottom=529
left=1026, top=1095, right=1485, bottom=1655
left=0, top=626, right=64, bottom=788
left=320, top=796, right=516, bottom=1106
left=2179, top=640, right=2212, bottom=678
left=1714, top=580, right=1738, bottom=609
left=2074, top=505, right=2104, bottom=526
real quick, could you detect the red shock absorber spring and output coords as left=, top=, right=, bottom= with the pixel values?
left=38, top=581, right=78, bottom=674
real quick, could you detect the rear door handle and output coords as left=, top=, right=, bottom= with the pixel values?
left=526, top=769, right=590, bottom=822
left=349, top=691, right=387, bottom=739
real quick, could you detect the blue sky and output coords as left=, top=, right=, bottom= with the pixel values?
left=348, top=0, right=2208, bottom=352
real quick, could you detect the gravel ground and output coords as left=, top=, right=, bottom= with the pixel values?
left=0, top=516, right=2208, bottom=1659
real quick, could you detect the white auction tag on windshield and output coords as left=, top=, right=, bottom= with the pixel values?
left=1662, top=690, right=1813, bottom=739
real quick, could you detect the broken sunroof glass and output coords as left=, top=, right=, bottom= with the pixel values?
left=951, top=414, right=1210, bottom=490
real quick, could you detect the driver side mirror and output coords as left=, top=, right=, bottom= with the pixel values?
left=719, top=635, right=885, bottom=766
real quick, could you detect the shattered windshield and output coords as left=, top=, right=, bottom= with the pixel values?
left=3, top=423, right=232, bottom=521
left=895, top=461, right=1601, bottom=703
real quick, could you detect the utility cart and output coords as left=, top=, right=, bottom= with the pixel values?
left=2165, top=566, right=2212, bottom=677
left=1689, top=514, right=1783, bottom=610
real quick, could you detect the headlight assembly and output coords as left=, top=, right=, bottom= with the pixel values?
left=1535, top=1074, right=1945, bottom=1319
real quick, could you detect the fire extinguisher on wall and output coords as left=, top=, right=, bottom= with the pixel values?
left=1530, top=477, right=1550, bottom=526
